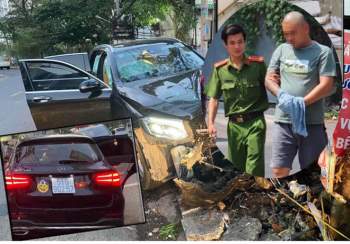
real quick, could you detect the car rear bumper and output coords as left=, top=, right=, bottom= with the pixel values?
left=12, top=217, right=124, bottom=231
left=9, top=196, right=124, bottom=236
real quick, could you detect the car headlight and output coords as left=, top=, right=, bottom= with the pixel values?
left=141, top=117, right=188, bottom=140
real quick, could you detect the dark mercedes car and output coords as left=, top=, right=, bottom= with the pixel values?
left=5, top=135, right=125, bottom=239
left=18, top=38, right=209, bottom=189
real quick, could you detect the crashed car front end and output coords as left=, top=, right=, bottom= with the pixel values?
left=134, top=110, right=213, bottom=189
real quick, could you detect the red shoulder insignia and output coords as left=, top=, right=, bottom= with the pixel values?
left=214, top=59, right=228, bottom=68
left=248, top=55, right=264, bottom=62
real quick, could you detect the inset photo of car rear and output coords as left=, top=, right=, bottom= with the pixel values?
left=0, top=118, right=145, bottom=241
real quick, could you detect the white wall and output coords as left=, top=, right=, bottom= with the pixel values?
left=346, top=0, right=350, bottom=16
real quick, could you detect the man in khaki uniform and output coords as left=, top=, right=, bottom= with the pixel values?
left=205, top=24, right=269, bottom=177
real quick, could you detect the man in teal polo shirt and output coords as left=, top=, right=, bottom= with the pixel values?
left=265, top=11, right=336, bottom=178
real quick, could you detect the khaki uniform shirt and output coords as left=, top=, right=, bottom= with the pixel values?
left=205, top=55, right=269, bottom=116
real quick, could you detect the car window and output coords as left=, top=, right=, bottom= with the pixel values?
left=26, top=62, right=90, bottom=91
left=113, top=42, right=204, bottom=82
left=15, top=142, right=102, bottom=165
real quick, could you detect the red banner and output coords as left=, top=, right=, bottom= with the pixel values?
left=333, top=30, right=350, bottom=156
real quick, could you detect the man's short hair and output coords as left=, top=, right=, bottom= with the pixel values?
left=221, top=24, right=246, bottom=44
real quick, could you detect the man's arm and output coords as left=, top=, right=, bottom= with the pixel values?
left=208, top=98, right=219, bottom=138
left=303, top=76, right=334, bottom=106
left=264, top=45, right=282, bottom=96
left=264, top=71, right=281, bottom=96
left=304, top=47, right=337, bottom=106
left=204, top=64, right=223, bottom=138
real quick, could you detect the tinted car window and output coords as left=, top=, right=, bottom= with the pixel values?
left=113, top=42, right=204, bottom=82
left=15, top=142, right=102, bottom=165
left=26, top=62, right=89, bottom=91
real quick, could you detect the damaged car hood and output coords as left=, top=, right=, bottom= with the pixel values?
left=117, top=70, right=203, bottom=120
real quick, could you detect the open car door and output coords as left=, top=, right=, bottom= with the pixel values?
left=18, top=59, right=122, bottom=130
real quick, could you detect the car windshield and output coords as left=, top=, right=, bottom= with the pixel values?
left=113, top=42, right=204, bottom=82
left=15, top=141, right=102, bottom=165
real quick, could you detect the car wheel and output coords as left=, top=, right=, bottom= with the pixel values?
left=135, top=139, right=162, bottom=190
left=7, top=67, right=10, bottom=70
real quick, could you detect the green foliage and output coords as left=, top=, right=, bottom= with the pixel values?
left=129, top=0, right=170, bottom=27
left=129, top=0, right=197, bottom=43
left=33, top=0, right=114, bottom=50
left=1, top=0, right=114, bottom=58
left=226, top=0, right=295, bottom=53
left=0, top=42, right=8, bottom=54
left=11, top=27, right=44, bottom=58
left=168, top=0, right=197, bottom=43
left=324, top=109, right=339, bottom=120
left=159, top=223, right=179, bottom=240
left=0, top=0, right=196, bottom=57
left=226, top=0, right=333, bottom=54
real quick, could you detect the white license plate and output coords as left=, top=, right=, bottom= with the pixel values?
left=51, top=176, right=75, bottom=194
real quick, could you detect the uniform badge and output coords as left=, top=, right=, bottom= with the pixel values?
left=37, top=179, right=49, bottom=193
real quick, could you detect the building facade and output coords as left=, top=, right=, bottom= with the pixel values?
left=0, top=0, right=9, bottom=18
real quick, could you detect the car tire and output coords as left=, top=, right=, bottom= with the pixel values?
left=6, top=67, right=10, bottom=70
left=135, top=139, right=162, bottom=190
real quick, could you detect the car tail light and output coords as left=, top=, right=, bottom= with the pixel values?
left=5, top=174, right=32, bottom=190
left=92, top=170, right=121, bottom=187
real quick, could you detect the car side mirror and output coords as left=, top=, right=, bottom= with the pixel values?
left=79, top=79, right=101, bottom=93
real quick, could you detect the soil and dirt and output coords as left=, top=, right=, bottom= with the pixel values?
left=173, top=145, right=350, bottom=241
left=136, top=128, right=350, bottom=241
left=135, top=182, right=186, bottom=241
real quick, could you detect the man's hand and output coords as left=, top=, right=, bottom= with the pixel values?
left=266, top=71, right=280, bottom=85
left=265, top=70, right=281, bottom=96
left=208, top=123, right=217, bottom=138
left=208, top=97, right=219, bottom=139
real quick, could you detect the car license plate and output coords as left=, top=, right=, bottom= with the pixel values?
left=51, top=176, right=75, bottom=194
